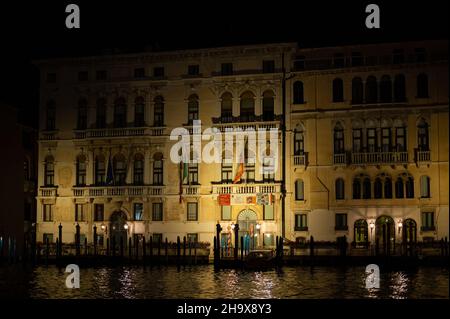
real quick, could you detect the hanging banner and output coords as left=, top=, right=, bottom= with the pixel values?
left=218, top=194, right=231, bottom=206
left=230, top=194, right=257, bottom=205
left=257, top=193, right=273, bottom=205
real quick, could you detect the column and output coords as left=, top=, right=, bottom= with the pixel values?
left=144, top=148, right=151, bottom=185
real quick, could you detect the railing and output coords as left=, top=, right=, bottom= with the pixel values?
left=416, top=150, right=431, bottom=163
left=293, top=154, right=307, bottom=166
left=72, top=185, right=165, bottom=197
left=212, top=183, right=281, bottom=195
left=211, top=120, right=281, bottom=133
left=73, top=126, right=166, bottom=139
left=333, top=153, right=347, bottom=165
left=40, top=131, right=58, bottom=140
left=39, top=187, right=58, bottom=197
left=182, top=185, right=200, bottom=195
left=352, top=152, right=408, bottom=165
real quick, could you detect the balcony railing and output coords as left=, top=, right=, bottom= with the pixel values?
left=415, top=150, right=431, bottom=163
left=39, top=186, right=58, bottom=197
left=293, top=153, right=307, bottom=166
left=333, top=153, right=347, bottom=165
left=40, top=131, right=58, bottom=141
left=212, top=183, right=281, bottom=195
left=73, top=126, right=166, bottom=139
left=182, top=185, right=200, bottom=195
left=72, top=185, right=165, bottom=197
left=352, top=151, right=408, bottom=165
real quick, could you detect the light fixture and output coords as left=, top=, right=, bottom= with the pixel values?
left=256, top=223, right=261, bottom=230
left=101, top=224, right=106, bottom=231
left=124, top=224, right=129, bottom=230
left=369, top=222, right=375, bottom=229
left=231, top=223, right=235, bottom=230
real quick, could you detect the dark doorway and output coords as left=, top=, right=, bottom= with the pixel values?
left=354, top=219, right=368, bottom=248
left=375, top=215, right=395, bottom=255
left=110, top=210, right=128, bottom=249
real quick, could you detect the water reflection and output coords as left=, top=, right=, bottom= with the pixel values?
left=0, top=265, right=447, bottom=299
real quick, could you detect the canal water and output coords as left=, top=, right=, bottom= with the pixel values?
left=0, top=265, right=448, bottom=299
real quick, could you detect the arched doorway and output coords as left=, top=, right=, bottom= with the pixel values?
left=354, top=219, right=368, bottom=248
left=110, top=210, right=128, bottom=248
left=375, top=215, right=395, bottom=255
left=402, top=218, right=417, bottom=256
left=237, top=209, right=258, bottom=253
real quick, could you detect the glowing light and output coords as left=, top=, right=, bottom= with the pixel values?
left=369, top=222, right=375, bottom=229
left=124, top=224, right=129, bottom=230
left=256, top=223, right=261, bottom=230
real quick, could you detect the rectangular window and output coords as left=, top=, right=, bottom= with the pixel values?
left=262, top=60, right=275, bottom=73
left=221, top=63, right=233, bottom=76
left=46, top=73, right=56, bottom=83
left=187, top=202, right=198, bottom=221
left=262, top=159, right=274, bottom=182
left=335, top=213, right=348, bottom=230
left=294, top=131, right=304, bottom=155
left=43, top=204, right=53, bottom=222
left=188, top=163, right=198, bottom=184
left=75, top=204, right=85, bottom=222
left=415, top=48, right=426, bottom=63
left=295, top=180, right=304, bottom=200
left=367, top=128, right=377, bottom=153
left=188, top=64, right=200, bottom=76
left=353, top=129, right=362, bottom=152
left=152, top=233, right=163, bottom=244
left=96, top=70, right=107, bottom=80
left=187, top=233, right=198, bottom=244
left=94, top=204, right=104, bottom=221
left=351, top=52, right=363, bottom=66
left=263, top=205, right=274, bottom=220
left=396, top=127, right=407, bottom=152
left=333, top=53, right=345, bottom=68
left=133, top=203, right=144, bottom=221
left=78, top=71, right=88, bottom=82
left=153, top=67, right=165, bottom=77
left=263, top=233, right=274, bottom=246
left=221, top=162, right=232, bottom=183
left=134, top=68, right=145, bottom=78
left=153, top=160, right=163, bottom=185
left=294, top=55, right=305, bottom=70
left=244, top=163, right=255, bottom=183
left=43, top=233, right=53, bottom=243
left=421, top=212, right=435, bottom=231
left=152, top=202, right=163, bottom=221
left=221, top=206, right=231, bottom=221
left=295, top=214, right=308, bottom=231
left=381, top=128, right=391, bottom=152
left=392, top=49, right=404, bottom=64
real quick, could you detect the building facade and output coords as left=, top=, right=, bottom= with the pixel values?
left=35, top=40, right=448, bottom=252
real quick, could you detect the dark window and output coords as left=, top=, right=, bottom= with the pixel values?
left=262, top=60, right=275, bottom=73
left=188, top=94, right=199, bottom=124
left=395, top=178, right=404, bottom=198
left=43, top=204, right=53, bottom=222
left=221, top=206, right=231, bottom=220
left=333, top=123, right=344, bottom=154
left=374, top=178, right=382, bottom=199
left=24, top=159, right=30, bottom=180
left=78, top=71, right=88, bottom=82
left=134, top=68, right=145, bottom=78
left=46, top=100, right=56, bottom=130
left=77, top=99, right=88, bottom=130
left=384, top=178, right=393, bottom=199
left=96, top=98, right=107, bottom=128
left=221, top=63, right=233, bottom=76
left=187, top=233, right=198, bottom=244
left=353, top=178, right=361, bottom=199
left=335, top=178, right=345, bottom=200
left=187, top=202, right=198, bottom=221
left=381, top=128, right=391, bottom=152
left=295, top=180, right=304, bottom=200
left=96, top=70, right=107, bottom=81
left=352, top=77, right=363, bottom=104
left=134, top=203, right=144, bottom=221
left=365, top=76, right=378, bottom=103
left=262, top=158, right=274, bottom=182
left=134, top=97, right=145, bottom=127
left=294, top=129, right=304, bottom=155
left=394, top=74, right=406, bottom=102
left=76, top=156, right=86, bottom=186
left=294, top=55, right=305, bottom=70
left=220, top=92, right=233, bottom=121
left=263, top=205, right=274, bottom=220
left=46, top=73, right=56, bottom=83
left=240, top=91, right=255, bottom=122
left=351, top=52, right=363, bottom=67
left=420, top=176, right=431, bottom=198
left=417, top=119, right=429, bottom=151
left=367, top=128, right=377, bottom=153
left=379, top=75, right=392, bottom=103
left=113, top=155, right=126, bottom=185
left=333, top=53, right=345, bottom=68
left=153, top=67, right=165, bottom=77
left=363, top=178, right=371, bottom=199
left=262, top=91, right=274, bottom=121
left=221, top=156, right=232, bottom=183
left=332, top=78, right=344, bottom=102
left=294, top=214, right=307, bottom=231
left=421, top=212, right=435, bottom=230
left=94, top=204, right=104, bottom=221
left=152, top=233, right=163, bottom=244
left=188, top=64, right=200, bottom=76
left=352, top=128, right=362, bottom=152
left=293, top=81, right=304, bottom=104
left=396, top=127, right=407, bottom=152
left=75, top=204, right=85, bottom=222
left=153, top=153, right=163, bottom=185
left=114, top=97, right=127, bottom=128
left=133, top=154, right=144, bottom=185
left=44, top=157, right=54, bottom=186
left=335, top=213, right=348, bottom=230
left=95, top=156, right=105, bottom=185
left=392, top=49, right=404, bottom=64
left=417, top=73, right=429, bottom=98
left=406, top=177, right=414, bottom=198
left=152, top=203, right=163, bottom=221
left=188, top=162, right=199, bottom=184
left=153, top=96, right=164, bottom=126
left=415, top=48, right=427, bottom=63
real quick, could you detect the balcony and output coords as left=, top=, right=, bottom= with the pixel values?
left=72, top=185, right=165, bottom=198
left=182, top=185, right=200, bottom=195
left=73, top=126, right=166, bottom=140
left=39, top=186, right=58, bottom=197
left=294, top=226, right=308, bottom=232
left=415, top=150, right=431, bottom=164
left=333, top=153, right=347, bottom=166
left=212, top=183, right=281, bottom=195
left=293, top=153, right=308, bottom=167
left=40, top=130, right=58, bottom=141
left=211, top=115, right=282, bottom=133
left=351, top=151, right=408, bottom=165
left=420, top=226, right=436, bottom=232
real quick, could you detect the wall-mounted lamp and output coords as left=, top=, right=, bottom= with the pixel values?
left=398, top=220, right=403, bottom=234
left=231, top=223, right=235, bottom=230
left=256, top=223, right=261, bottom=230
left=369, top=222, right=375, bottom=237
left=124, top=224, right=129, bottom=230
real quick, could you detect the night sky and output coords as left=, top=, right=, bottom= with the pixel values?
left=0, top=0, right=447, bottom=127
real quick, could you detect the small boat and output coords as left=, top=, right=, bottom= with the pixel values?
left=244, top=249, right=276, bottom=269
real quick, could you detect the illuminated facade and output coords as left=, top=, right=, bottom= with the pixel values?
left=35, top=40, right=448, bottom=251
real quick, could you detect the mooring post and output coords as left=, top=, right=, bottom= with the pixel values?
left=58, top=223, right=63, bottom=258
left=234, top=224, right=239, bottom=261
left=216, top=223, right=222, bottom=263
left=120, top=236, right=124, bottom=258
left=93, top=225, right=97, bottom=257
left=75, top=223, right=80, bottom=257
left=165, top=238, right=168, bottom=264
left=183, top=236, right=186, bottom=264
left=176, top=236, right=180, bottom=265
left=84, top=237, right=88, bottom=255
left=45, top=237, right=49, bottom=266
left=240, top=236, right=244, bottom=262
left=310, top=236, right=314, bottom=258
left=142, top=236, right=146, bottom=265
left=149, top=236, right=153, bottom=264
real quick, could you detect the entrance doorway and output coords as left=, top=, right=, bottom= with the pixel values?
left=375, top=215, right=395, bottom=255
left=354, top=219, right=368, bottom=248
left=237, top=209, right=258, bottom=253
left=402, top=218, right=417, bottom=256
left=110, top=210, right=128, bottom=248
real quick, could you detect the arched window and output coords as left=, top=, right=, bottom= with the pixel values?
left=220, top=92, right=233, bottom=122
left=295, top=179, right=304, bottom=200
left=406, top=177, right=414, bottom=198
left=262, top=90, right=275, bottom=121
left=332, top=78, right=344, bottom=102
left=335, top=178, right=345, bottom=200
left=417, top=73, right=429, bottom=98
left=352, top=77, right=363, bottom=104
left=153, top=153, right=163, bottom=185
left=362, top=177, right=371, bottom=199
left=379, top=75, right=392, bottom=103
left=374, top=178, right=382, bottom=199
left=95, top=155, right=106, bottom=185
left=240, top=91, right=255, bottom=122
left=333, top=122, right=345, bottom=154
left=76, top=155, right=87, bottom=186
left=77, top=99, right=88, bottom=130
left=134, top=96, right=145, bottom=127
left=133, top=153, right=144, bottom=185
left=188, top=94, right=199, bottom=124
left=153, top=96, right=164, bottom=127
left=394, top=74, right=406, bottom=102
left=384, top=177, right=393, bottom=199
left=395, top=177, right=404, bottom=198
left=417, top=118, right=429, bottom=151
left=44, top=156, right=54, bottom=186
left=96, top=98, right=107, bottom=128
left=365, top=76, right=378, bottom=103
left=114, top=97, right=127, bottom=128
left=353, top=178, right=361, bottom=199
left=46, top=100, right=56, bottom=131
left=113, top=154, right=126, bottom=185
left=293, top=81, right=304, bottom=104
left=294, top=125, right=305, bottom=155
left=420, top=175, right=430, bottom=198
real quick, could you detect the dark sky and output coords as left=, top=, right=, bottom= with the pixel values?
left=0, top=0, right=447, bottom=126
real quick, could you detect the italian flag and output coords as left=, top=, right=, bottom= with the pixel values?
left=233, top=149, right=245, bottom=184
